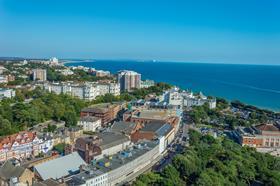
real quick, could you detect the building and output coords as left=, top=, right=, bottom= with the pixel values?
left=111, top=121, right=141, bottom=138
left=74, top=132, right=130, bottom=163
left=44, top=82, right=99, bottom=100
left=43, top=82, right=120, bottom=100
left=96, top=83, right=120, bottom=96
left=34, top=152, right=86, bottom=181
left=182, top=91, right=216, bottom=109
left=96, top=132, right=131, bottom=159
left=0, top=88, right=15, bottom=100
left=68, top=127, right=83, bottom=144
left=33, top=178, right=66, bottom=186
left=59, top=69, right=74, bottom=76
left=0, top=66, right=7, bottom=74
left=66, top=140, right=164, bottom=186
left=78, top=116, right=101, bottom=132
left=131, top=121, right=174, bottom=147
left=49, top=57, right=59, bottom=66
left=123, top=109, right=178, bottom=125
left=140, top=79, right=155, bottom=88
left=81, top=103, right=122, bottom=126
left=0, top=160, right=34, bottom=186
left=0, top=131, right=41, bottom=162
left=159, top=87, right=183, bottom=109
left=235, top=123, right=280, bottom=148
left=0, top=75, right=7, bottom=83
left=0, top=75, right=15, bottom=83
left=74, top=136, right=102, bottom=164
left=117, top=70, right=141, bottom=91
left=95, top=70, right=110, bottom=77
left=32, top=69, right=47, bottom=81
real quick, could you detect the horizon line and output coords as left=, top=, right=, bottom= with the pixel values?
left=1, top=56, right=279, bottom=66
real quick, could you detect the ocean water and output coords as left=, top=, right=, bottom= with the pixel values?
left=65, top=60, right=280, bottom=112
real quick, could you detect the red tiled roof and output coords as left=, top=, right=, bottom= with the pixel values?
left=0, top=131, right=36, bottom=150
left=256, top=124, right=280, bottom=132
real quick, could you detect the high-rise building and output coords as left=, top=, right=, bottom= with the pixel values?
left=32, top=69, right=47, bottom=81
left=117, top=70, right=141, bottom=92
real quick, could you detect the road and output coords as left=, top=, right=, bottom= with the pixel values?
left=153, top=121, right=190, bottom=172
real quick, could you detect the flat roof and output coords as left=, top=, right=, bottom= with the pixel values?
left=141, top=121, right=166, bottom=132
left=111, top=121, right=137, bottom=134
left=96, top=140, right=157, bottom=173
left=65, top=141, right=158, bottom=184
left=34, top=152, right=86, bottom=180
left=97, top=132, right=130, bottom=150
left=135, top=110, right=170, bottom=120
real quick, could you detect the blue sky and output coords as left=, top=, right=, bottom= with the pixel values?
left=0, top=0, right=280, bottom=64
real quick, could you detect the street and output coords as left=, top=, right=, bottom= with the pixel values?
left=153, top=120, right=190, bottom=172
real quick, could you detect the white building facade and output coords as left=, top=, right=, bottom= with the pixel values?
left=78, top=116, right=102, bottom=132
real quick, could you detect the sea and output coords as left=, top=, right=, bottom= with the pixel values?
left=65, top=60, right=280, bottom=112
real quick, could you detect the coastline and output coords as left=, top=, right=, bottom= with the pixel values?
left=64, top=60, right=280, bottom=112
left=61, top=59, right=280, bottom=67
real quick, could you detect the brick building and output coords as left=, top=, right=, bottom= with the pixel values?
left=235, top=123, right=280, bottom=148
left=81, top=103, right=122, bottom=126
left=131, top=121, right=174, bottom=143
left=74, top=133, right=130, bottom=163
left=74, top=136, right=102, bottom=164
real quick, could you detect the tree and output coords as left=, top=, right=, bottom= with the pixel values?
left=0, top=116, right=12, bottom=136
left=160, top=165, right=184, bottom=186
left=63, top=110, right=77, bottom=127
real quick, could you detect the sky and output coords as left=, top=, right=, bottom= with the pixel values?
left=0, top=0, right=280, bottom=65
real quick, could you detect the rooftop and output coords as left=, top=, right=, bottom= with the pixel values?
left=79, top=116, right=101, bottom=123
left=133, top=109, right=170, bottom=120
left=0, top=161, right=26, bottom=180
left=33, top=178, right=65, bottom=186
left=141, top=121, right=166, bottom=132
left=111, top=121, right=138, bottom=135
left=97, top=132, right=130, bottom=150
left=34, top=152, right=86, bottom=180
left=155, top=123, right=173, bottom=137
left=81, top=103, right=119, bottom=114
left=0, top=131, right=36, bottom=150
left=96, top=140, right=157, bottom=173
left=256, top=123, right=280, bottom=132
left=65, top=140, right=157, bottom=185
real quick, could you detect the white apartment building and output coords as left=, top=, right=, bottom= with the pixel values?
left=117, top=70, right=141, bottom=91
left=182, top=91, right=216, bottom=109
left=140, top=79, right=155, bottom=88
left=78, top=116, right=102, bottom=132
left=159, top=87, right=183, bottom=108
left=43, top=82, right=120, bottom=100
left=32, top=69, right=47, bottom=81
left=97, top=83, right=120, bottom=96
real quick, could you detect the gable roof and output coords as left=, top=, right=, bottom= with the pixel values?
left=0, top=161, right=26, bottom=180
left=0, top=131, right=37, bottom=150
left=256, top=124, right=280, bottom=132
